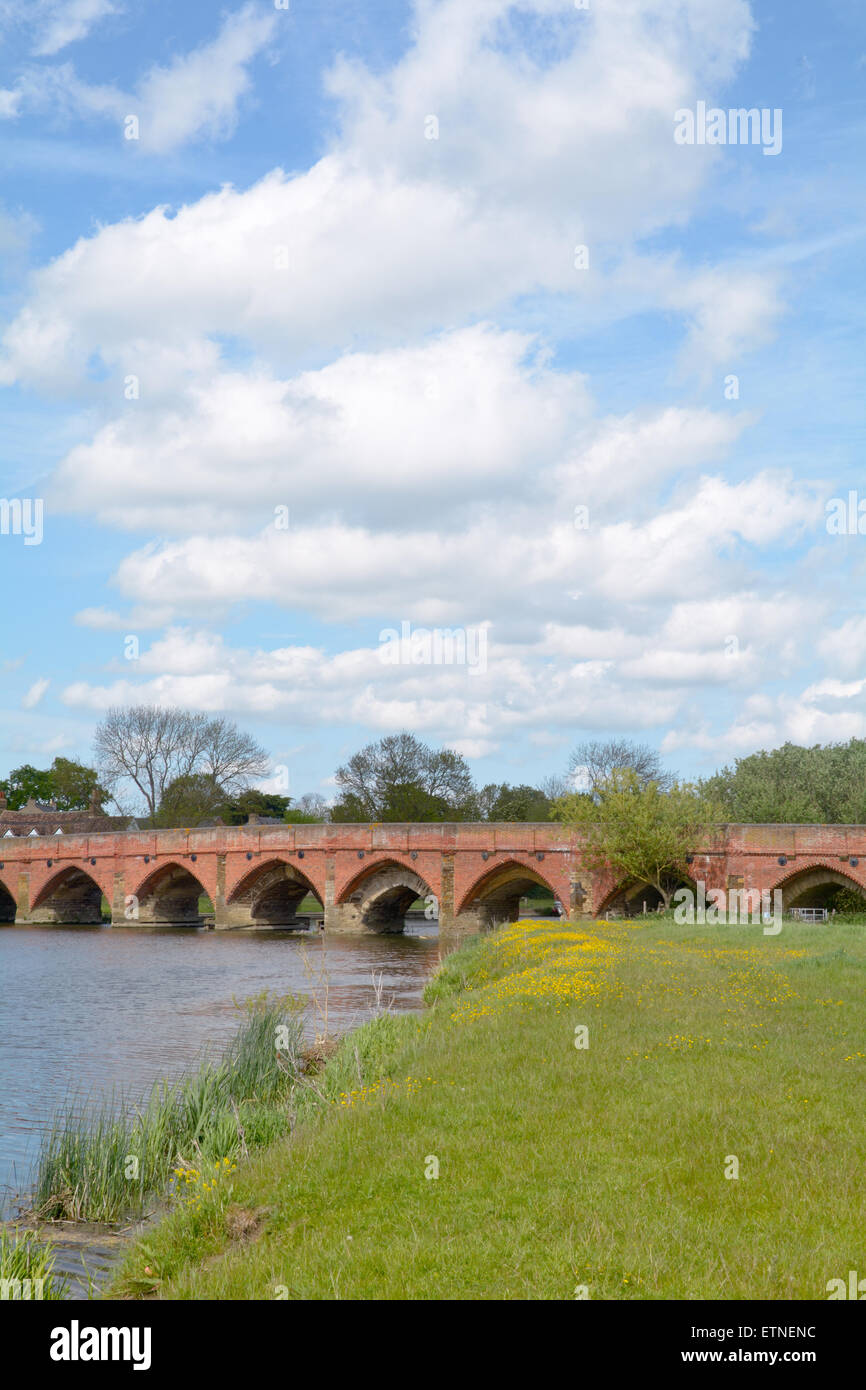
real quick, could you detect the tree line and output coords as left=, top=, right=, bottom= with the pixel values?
left=1, top=714, right=567, bottom=827
left=6, top=706, right=866, bottom=832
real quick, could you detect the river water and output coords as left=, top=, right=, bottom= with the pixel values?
left=0, top=920, right=441, bottom=1294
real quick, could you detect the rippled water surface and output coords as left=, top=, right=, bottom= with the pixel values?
left=0, top=920, right=441, bottom=1292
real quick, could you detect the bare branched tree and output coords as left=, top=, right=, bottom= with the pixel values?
left=539, top=773, right=569, bottom=802
left=93, top=706, right=269, bottom=823
left=197, top=715, right=270, bottom=795
left=569, top=739, right=675, bottom=795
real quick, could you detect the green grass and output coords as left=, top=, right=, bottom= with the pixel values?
left=296, top=894, right=323, bottom=915
left=108, top=916, right=866, bottom=1300
left=0, top=1229, right=69, bottom=1299
left=33, top=993, right=305, bottom=1225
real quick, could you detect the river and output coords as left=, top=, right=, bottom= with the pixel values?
left=0, top=919, right=441, bottom=1295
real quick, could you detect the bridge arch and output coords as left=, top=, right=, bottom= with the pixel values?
left=132, top=862, right=209, bottom=926
left=226, top=859, right=323, bottom=928
left=457, top=859, right=557, bottom=929
left=769, top=861, right=866, bottom=913
left=30, top=866, right=106, bottom=924
left=0, top=875, right=16, bottom=922
left=337, top=858, right=432, bottom=933
left=596, top=872, right=694, bottom=918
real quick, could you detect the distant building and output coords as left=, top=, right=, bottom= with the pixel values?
left=0, top=790, right=133, bottom=838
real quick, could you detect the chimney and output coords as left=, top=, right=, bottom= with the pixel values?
left=0, top=791, right=6, bottom=811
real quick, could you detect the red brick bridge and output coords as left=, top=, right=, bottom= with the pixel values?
left=1, top=822, right=864, bottom=941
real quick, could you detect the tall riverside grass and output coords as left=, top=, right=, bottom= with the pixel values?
left=33, top=993, right=304, bottom=1224
left=0, top=1229, right=69, bottom=1299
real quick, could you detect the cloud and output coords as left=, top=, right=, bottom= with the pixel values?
left=0, top=0, right=757, bottom=390
left=662, top=674, right=866, bottom=760
left=6, top=0, right=839, bottom=773
left=131, top=3, right=276, bottom=152
left=817, top=616, right=866, bottom=677
left=0, top=205, right=38, bottom=266
left=31, top=0, right=121, bottom=56
left=74, top=604, right=177, bottom=630
left=670, top=266, right=786, bottom=370
left=553, top=405, right=747, bottom=507
left=59, top=625, right=683, bottom=750
left=328, top=0, right=754, bottom=223
left=0, top=4, right=276, bottom=153
left=22, top=677, right=50, bottom=709
left=50, top=326, right=593, bottom=531
left=53, top=461, right=828, bottom=759
left=46, top=442, right=826, bottom=763
left=101, top=470, right=812, bottom=626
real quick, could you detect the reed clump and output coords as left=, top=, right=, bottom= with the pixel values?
left=33, top=992, right=304, bottom=1224
left=0, top=1229, right=69, bottom=1299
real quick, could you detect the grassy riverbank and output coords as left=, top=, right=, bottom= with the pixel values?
left=110, top=916, right=866, bottom=1300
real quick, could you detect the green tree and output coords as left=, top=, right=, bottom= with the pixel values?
left=223, top=789, right=293, bottom=825
left=50, top=757, right=108, bottom=811
left=555, top=769, right=721, bottom=909
left=477, top=782, right=555, bottom=821
left=0, top=758, right=106, bottom=811
left=327, top=791, right=368, bottom=823
left=701, top=740, right=866, bottom=824
left=379, top=783, right=456, bottom=822
left=332, top=733, right=477, bottom=822
left=1, top=764, right=56, bottom=809
left=155, top=774, right=228, bottom=827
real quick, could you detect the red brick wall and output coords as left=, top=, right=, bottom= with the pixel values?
left=3, top=823, right=866, bottom=920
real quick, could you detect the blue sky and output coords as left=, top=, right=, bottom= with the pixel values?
left=0, top=0, right=864, bottom=810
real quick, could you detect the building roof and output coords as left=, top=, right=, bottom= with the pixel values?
left=0, top=799, right=132, bottom=838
